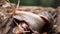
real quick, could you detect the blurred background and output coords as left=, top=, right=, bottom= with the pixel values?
left=10, top=0, right=60, bottom=8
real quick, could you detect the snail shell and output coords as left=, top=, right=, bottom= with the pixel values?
left=13, top=11, right=53, bottom=33
left=13, top=11, right=45, bottom=32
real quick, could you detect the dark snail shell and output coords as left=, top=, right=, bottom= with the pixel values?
left=13, top=11, right=54, bottom=33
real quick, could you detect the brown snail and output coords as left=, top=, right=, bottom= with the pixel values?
left=11, top=10, right=54, bottom=34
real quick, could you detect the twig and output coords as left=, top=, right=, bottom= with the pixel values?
left=16, top=0, right=20, bottom=9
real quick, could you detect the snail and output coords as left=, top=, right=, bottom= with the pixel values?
left=11, top=10, right=54, bottom=34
